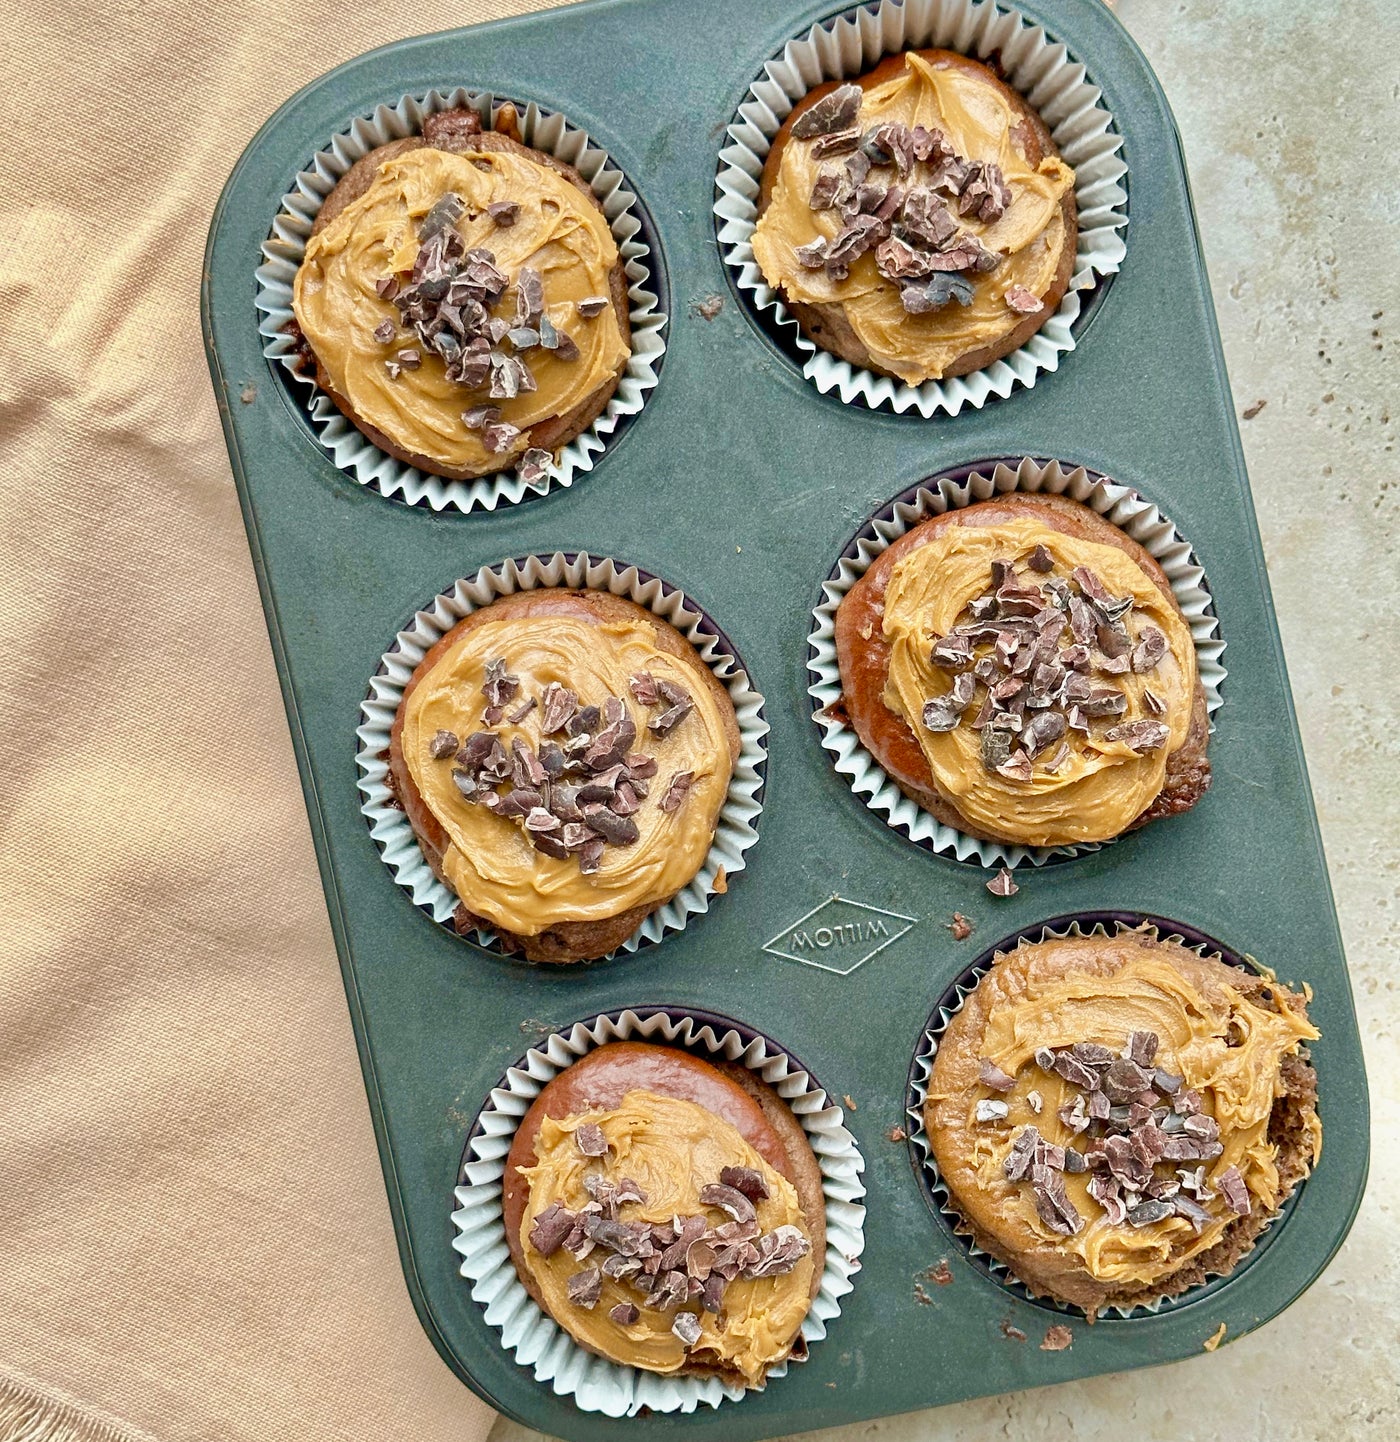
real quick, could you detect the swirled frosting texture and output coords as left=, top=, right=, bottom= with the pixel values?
left=293, top=147, right=628, bottom=469
left=881, top=517, right=1198, bottom=845
left=401, top=611, right=732, bottom=936
left=926, top=933, right=1320, bottom=1294
left=752, top=53, right=1074, bottom=383
left=518, top=1092, right=814, bottom=1382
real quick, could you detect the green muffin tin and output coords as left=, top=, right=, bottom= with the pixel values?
left=201, top=0, right=1369, bottom=1436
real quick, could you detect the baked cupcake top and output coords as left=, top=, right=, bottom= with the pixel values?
left=293, top=141, right=630, bottom=475
left=398, top=600, right=734, bottom=939
left=752, top=51, right=1075, bottom=384
left=880, top=514, right=1198, bottom=846
left=516, top=1091, right=816, bottom=1383
left=925, top=930, right=1321, bottom=1314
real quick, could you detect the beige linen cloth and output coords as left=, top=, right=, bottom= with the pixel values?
left=0, top=2, right=567, bottom=1439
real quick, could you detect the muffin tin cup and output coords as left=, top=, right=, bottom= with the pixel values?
left=356, top=552, right=768, bottom=957
left=257, top=87, right=667, bottom=512
left=807, top=455, right=1228, bottom=868
left=906, top=914, right=1306, bottom=1320
left=715, top=0, right=1129, bottom=415
left=450, top=1005, right=866, bottom=1416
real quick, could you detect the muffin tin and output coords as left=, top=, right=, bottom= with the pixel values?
left=201, top=0, right=1369, bottom=1438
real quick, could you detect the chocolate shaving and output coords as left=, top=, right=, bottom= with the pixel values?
left=719, top=1166, right=770, bottom=1202
left=1033, top=1170, right=1083, bottom=1236
left=567, top=1266, right=602, bottom=1308
left=538, top=682, right=579, bottom=735
left=482, top=658, right=520, bottom=709
left=812, top=127, right=862, bottom=159
left=517, top=447, right=552, bottom=486
left=609, top=1301, right=639, bottom=1326
left=487, top=200, right=520, bottom=226
left=899, top=271, right=975, bottom=313
left=529, top=1202, right=577, bottom=1257
left=428, top=729, right=460, bottom=759
left=899, top=186, right=959, bottom=247
left=1126, top=1199, right=1173, bottom=1228
left=824, top=215, right=884, bottom=280
left=627, top=672, right=660, bottom=707
left=1172, top=1193, right=1212, bottom=1233
left=575, top=1122, right=609, bottom=1157
left=1004, top=285, right=1042, bottom=314
left=955, top=161, right=1011, bottom=222
left=986, top=866, right=1019, bottom=897
left=1004, top=1126, right=1040, bottom=1181
left=462, top=404, right=501, bottom=430
left=1216, top=1166, right=1250, bottom=1216
left=743, top=1224, right=810, bottom=1279
left=1131, top=626, right=1168, bottom=673
left=648, top=692, right=694, bottom=737
left=1103, top=719, right=1171, bottom=752
left=791, top=83, right=862, bottom=139
left=809, top=167, right=845, bottom=210
left=979, top=1059, right=1017, bottom=1092
left=481, top=421, right=521, bottom=454
left=698, top=1182, right=756, bottom=1225
left=658, top=770, right=693, bottom=813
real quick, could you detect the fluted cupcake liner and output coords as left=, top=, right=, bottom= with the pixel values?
left=716, top=0, right=1129, bottom=415
left=257, top=88, right=666, bottom=511
left=356, top=553, right=767, bottom=958
left=905, top=915, right=1300, bottom=1319
left=807, top=456, right=1227, bottom=868
left=450, top=1006, right=866, bottom=1415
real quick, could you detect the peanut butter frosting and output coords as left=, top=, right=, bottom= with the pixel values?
left=752, top=52, right=1075, bottom=384
left=401, top=612, right=733, bottom=937
left=881, top=517, right=1198, bottom=845
left=518, top=1092, right=815, bottom=1383
left=926, top=933, right=1320, bottom=1294
left=293, top=146, right=629, bottom=470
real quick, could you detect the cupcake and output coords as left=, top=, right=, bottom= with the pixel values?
left=388, top=588, right=740, bottom=963
left=834, top=492, right=1211, bottom=848
left=751, top=50, right=1077, bottom=384
left=502, top=1041, right=825, bottom=1387
left=292, top=105, right=631, bottom=483
left=923, top=927, right=1321, bottom=1316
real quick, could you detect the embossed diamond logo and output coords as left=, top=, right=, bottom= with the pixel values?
left=762, top=895, right=916, bottom=976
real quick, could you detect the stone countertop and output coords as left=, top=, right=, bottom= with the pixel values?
left=489, top=2, right=1399, bottom=1438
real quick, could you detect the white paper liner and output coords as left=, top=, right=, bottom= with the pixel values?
left=905, top=918, right=1304, bottom=1318
left=257, top=89, right=667, bottom=511
left=450, top=1007, right=866, bottom=1414
left=356, top=554, right=768, bottom=957
left=716, top=0, right=1129, bottom=414
left=807, top=457, right=1228, bottom=868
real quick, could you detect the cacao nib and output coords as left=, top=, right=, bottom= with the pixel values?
left=791, top=83, right=863, bottom=140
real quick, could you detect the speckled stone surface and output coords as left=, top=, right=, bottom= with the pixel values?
left=487, top=1, right=1400, bottom=1438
